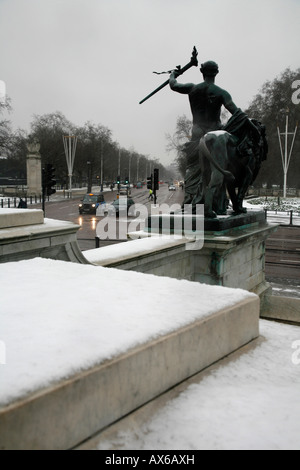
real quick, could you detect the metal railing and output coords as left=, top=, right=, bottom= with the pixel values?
left=248, top=188, right=300, bottom=197
left=264, top=209, right=300, bottom=226
left=0, top=195, right=43, bottom=208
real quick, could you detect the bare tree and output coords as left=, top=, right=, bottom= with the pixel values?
left=165, top=114, right=192, bottom=177
left=0, top=97, right=13, bottom=154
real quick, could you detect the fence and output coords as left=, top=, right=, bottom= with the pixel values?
left=0, top=195, right=43, bottom=208
left=249, top=188, right=300, bottom=197
left=264, top=209, right=300, bottom=226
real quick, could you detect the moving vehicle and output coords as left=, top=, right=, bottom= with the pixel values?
left=79, top=193, right=105, bottom=214
left=168, top=184, right=176, bottom=191
left=119, top=185, right=131, bottom=196
left=104, top=197, right=135, bottom=217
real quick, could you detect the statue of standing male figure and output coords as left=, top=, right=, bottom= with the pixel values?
left=169, top=59, right=267, bottom=217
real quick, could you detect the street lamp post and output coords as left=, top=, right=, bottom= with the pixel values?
left=87, top=161, right=92, bottom=193
left=63, top=134, right=77, bottom=198
left=136, top=155, right=140, bottom=183
left=277, top=110, right=298, bottom=198
left=129, top=152, right=132, bottom=185
left=118, top=146, right=121, bottom=179
left=100, top=139, right=104, bottom=192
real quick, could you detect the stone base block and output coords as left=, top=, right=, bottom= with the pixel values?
left=0, top=209, right=89, bottom=264
left=193, top=223, right=277, bottom=296
left=261, top=295, right=300, bottom=324
left=0, top=296, right=259, bottom=450
left=145, top=210, right=266, bottom=235
left=0, top=208, right=44, bottom=229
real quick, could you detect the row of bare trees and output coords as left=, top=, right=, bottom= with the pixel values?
left=0, top=108, right=175, bottom=187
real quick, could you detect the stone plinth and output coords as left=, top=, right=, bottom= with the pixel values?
left=0, top=209, right=89, bottom=264
left=26, top=141, right=42, bottom=197
left=193, top=223, right=276, bottom=296
left=0, top=255, right=259, bottom=450
left=140, top=210, right=277, bottom=296
left=0, top=208, right=44, bottom=229
left=145, top=209, right=266, bottom=235
left=261, top=295, right=300, bottom=324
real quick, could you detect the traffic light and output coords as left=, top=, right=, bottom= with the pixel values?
left=154, top=168, right=159, bottom=191
left=147, top=175, right=153, bottom=190
left=117, top=175, right=120, bottom=184
left=125, top=176, right=129, bottom=185
left=42, top=164, right=56, bottom=197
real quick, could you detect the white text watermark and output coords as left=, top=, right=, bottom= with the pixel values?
left=96, top=201, right=204, bottom=250
left=0, top=340, right=6, bottom=365
left=291, top=340, right=300, bottom=365
left=292, top=80, right=300, bottom=105
left=0, top=80, right=6, bottom=105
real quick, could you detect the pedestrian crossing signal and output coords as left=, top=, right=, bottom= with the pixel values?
left=154, top=168, right=159, bottom=191
left=147, top=175, right=153, bottom=190
left=42, top=164, right=56, bottom=196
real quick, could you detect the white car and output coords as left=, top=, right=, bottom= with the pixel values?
left=169, top=185, right=176, bottom=191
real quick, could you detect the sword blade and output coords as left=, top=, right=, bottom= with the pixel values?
left=139, top=47, right=198, bottom=105
left=139, top=78, right=170, bottom=105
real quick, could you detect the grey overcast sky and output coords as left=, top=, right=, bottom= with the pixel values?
left=0, top=0, right=299, bottom=165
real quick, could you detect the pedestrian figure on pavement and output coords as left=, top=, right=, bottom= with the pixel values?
left=18, top=198, right=27, bottom=208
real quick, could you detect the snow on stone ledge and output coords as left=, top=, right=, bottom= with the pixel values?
left=0, top=257, right=256, bottom=407
left=84, top=236, right=189, bottom=265
left=0, top=208, right=44, bottom=229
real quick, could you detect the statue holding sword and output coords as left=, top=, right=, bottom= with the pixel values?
left=140, top=48, right=265, bottom=215
left=169, top=57, right=242, bottom=207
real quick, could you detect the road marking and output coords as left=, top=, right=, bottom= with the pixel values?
left=280, top=260, right=300, bottom=264
left=268, top=239, right=300, bottom=243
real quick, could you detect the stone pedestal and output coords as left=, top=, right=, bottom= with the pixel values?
left=193, top=222, right=276, bottom=296
left=26, top=141, right=42, bottom=197
left=132, top=210, right=278, bottom=296
left=0, top=209, right=89, bottom=264
left=145, top=209, right=266, bottom=235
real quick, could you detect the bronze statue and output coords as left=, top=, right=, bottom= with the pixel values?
left=139, top=48, right=267, bottom=218
left=169, top=59, right=267, bottom=217
left=170, top=60, right=237, bottom=207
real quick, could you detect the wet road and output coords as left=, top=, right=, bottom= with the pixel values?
left=39, top=184, right=185, bottom=251
left=265, top=225, right=300, bottom=281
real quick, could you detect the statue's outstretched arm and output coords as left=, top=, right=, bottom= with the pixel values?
left=169, top=71, right=194, bottom=94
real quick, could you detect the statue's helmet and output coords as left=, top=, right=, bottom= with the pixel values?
left=200, top=61, right=219, bottom=77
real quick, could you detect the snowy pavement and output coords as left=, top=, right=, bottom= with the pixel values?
left=87, top=320, right=300, bottom=451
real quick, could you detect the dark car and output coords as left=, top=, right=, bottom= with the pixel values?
left=105, top=197, right=135, bottom=217
left=79, top=193, right=105, bottom=214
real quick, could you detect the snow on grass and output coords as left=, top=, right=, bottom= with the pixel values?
left=246, top=197, right=300, bottom=212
